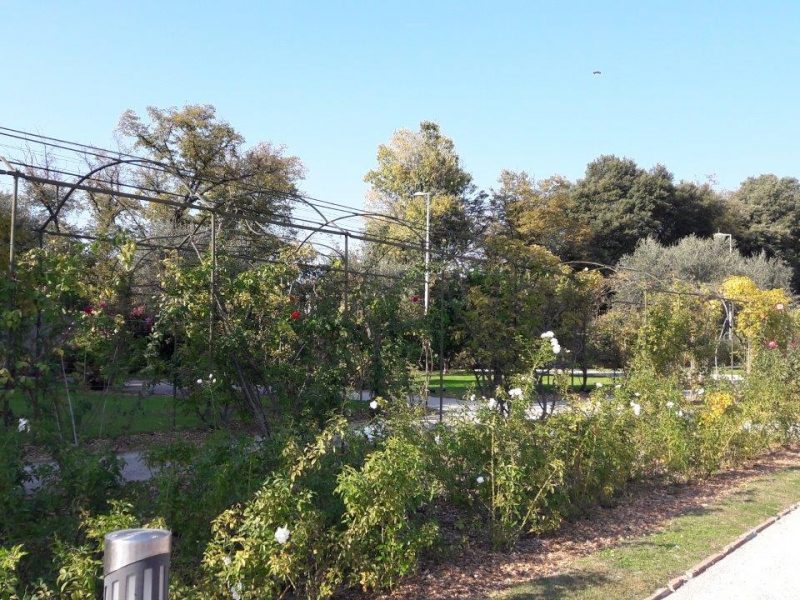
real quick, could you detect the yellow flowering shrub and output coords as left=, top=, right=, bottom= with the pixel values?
left=720, top=276, right=792, bottom=343
left=699, top=390, right=734, bottom=426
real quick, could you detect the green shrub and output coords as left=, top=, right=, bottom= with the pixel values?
left=337, top=435, right=440, bottom=590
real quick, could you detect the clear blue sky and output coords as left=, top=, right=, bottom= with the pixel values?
left=2, top=0, right=799, bottom=209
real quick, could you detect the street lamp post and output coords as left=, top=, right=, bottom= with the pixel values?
left=413, top=192, right=431, bottom=315
left=713, top=231, right=733, bottom=254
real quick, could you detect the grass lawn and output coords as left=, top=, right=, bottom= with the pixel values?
left=8, top=389, right=204, bottom=440
left=495, top=463, right=800, bottom=599
left=416, top=370, right=624, bottom=399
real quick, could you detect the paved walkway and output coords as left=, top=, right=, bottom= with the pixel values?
left=669, top=507, right=800, bottom=599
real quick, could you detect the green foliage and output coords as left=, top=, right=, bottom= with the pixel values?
left=364, top=121, right=480, bottom=257
left=614, top=235, right=792, bottom=305
left=337, top=435, right=440, bottom=590
left=0, top=545, right=26, bottom=598
left=732, top=174, right=800, bottom=290
left=571, top=156, right=723, bottom=265
left=144, top=432, right=285, bottom=575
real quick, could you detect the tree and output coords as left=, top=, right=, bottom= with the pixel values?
left=118, top=104, right=304, bottom=257
left=613, top=236, right=792, bottom=305
left=731, top=174, right=800, bottom=291
left=364, top=121, right=481, bottom=260
left=487, top=171, right=590, bottom=260
left=462, top=236, right=565, bottom=392
left=571, top=156, right=722, bottom=265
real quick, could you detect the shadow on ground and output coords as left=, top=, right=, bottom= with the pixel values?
left=500, top=569, right=612, bottom=599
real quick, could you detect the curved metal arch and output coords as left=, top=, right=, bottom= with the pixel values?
left=37, top=156, right=165, bottom=232
left=564, top=260, right=661, bottom=285
left=36, top=155, right=346, bottom=243
left=292, top=211, right=426, bottom=256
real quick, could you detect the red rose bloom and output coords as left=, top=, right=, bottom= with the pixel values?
left=410, top=295, right=420, bottom=304
left=83, top=305, right=94, bottom=315
left=290, top=310, right=302, bottom=320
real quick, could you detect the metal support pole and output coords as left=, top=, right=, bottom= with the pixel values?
left=438, top=268, right=445, bottom=422
left=343, top=232, right=349, bottom=314
left=643, top=290, right=648, bottom=329
left=8, top=174, right=18, bottom=276
left=424, top=193, right=431, bottom=316
left=209, top=212, right=216, bottom=347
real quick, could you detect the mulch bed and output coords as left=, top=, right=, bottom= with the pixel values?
left=347, top=445, right=800, bottom=599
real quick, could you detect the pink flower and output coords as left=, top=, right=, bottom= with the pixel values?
left=131, top=305, right=146, bottom=318
left=290, top=310, right=302, bottom=320
left=767, top=340, right=778, bottom=350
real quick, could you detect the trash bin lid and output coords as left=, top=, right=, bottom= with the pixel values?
left=104, top=529, right=171, bottom=574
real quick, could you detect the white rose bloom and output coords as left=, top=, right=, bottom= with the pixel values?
left=208, top=373, right=214, bottom=379
left=509, top=387, right=523, bottom=398
left=434, top=434, right=442, bottom=445
left=615, top=384, right=622, bottom=389
left=595, top=382, right=603, bottom=388
left=666, top=401, right=674, bottom=409
left=743, top=421, right=752, bottom=431
left=274, top=525, right=290, bottom=545
left=196, top=379, right=203, bottom=385
left=231, top=583, right=242, bottom=600
left=634, top=392, right=641, bottom=397
left=551, top=344, right=561, bottom=355
left=469, top=394, right=476, bottom=402
left=540, top=331, right=555, bottom=339
left=630, top=402, right=642, bottom=417
left=369, top=400, right=378, bottom=410
left=677, top=409, right=685, bottom=417
left=17, top=418, right=30, bottom=433
left=697, top=388, right=705, bottom=395
left=212, top=378, right=217, bottom=384
left=487, top=398, right=497, bottom=409
left=476, top=476, right=485, bottom=484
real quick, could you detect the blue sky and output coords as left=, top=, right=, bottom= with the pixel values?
left=2, top=1, right=799, bottom=209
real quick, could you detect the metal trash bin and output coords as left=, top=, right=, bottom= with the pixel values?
left=103, top=528, right=171, bottom=600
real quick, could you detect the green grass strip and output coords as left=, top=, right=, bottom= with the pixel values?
left=496, top=463, right=800, bottom=599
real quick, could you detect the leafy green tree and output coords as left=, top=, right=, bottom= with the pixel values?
left=363, top=121, right=481, bottom=260
left=732, top=174, right=800, bottom=291
left=487, top=171, right=590, bottom=260
left=571, top=156, right=722, bottom=265
left=463, top=237, right=565, bottom=391
left=118, top=104, right=304, bottom=257
left=613, top=236, right=792, bottom=304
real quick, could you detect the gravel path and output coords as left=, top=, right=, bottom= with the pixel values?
left=669, top=507, right=800, bottom=599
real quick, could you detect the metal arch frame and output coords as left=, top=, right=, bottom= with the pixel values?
left=33, top=154, right=347, bottom=243
left=291, top=211, right=427, bottom=256
left=37, top=157, right=163, bottom=233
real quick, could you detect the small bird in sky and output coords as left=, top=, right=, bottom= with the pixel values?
left=592, top=70, right=602, bottom=75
